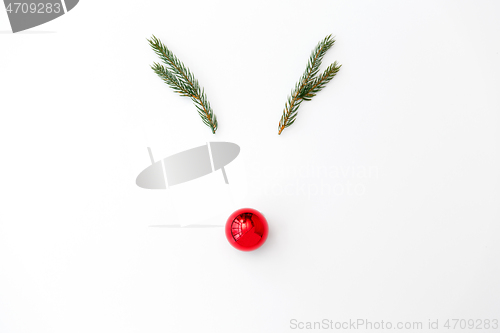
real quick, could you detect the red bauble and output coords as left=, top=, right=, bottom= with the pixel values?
left=225, top=208, right=269, bottom=251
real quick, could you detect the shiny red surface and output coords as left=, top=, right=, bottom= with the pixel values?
left=225, top=208, right=268, bottom=251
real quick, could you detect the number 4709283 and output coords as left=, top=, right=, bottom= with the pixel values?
left=5, top=3, right=61, bottom=14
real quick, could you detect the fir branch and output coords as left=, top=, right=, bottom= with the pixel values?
left=278, top=35, right=341, bottom=135
left=148, top=35, right=218, bottom=134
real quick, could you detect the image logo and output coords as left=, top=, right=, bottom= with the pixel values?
left=136, top=142, right=240, bottom=189
left=3, top=0, right=79, bottom=33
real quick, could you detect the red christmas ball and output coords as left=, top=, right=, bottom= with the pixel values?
left=225, top=208, right=269, bottom=251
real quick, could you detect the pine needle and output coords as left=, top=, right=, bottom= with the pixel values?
left=278, top=34, right=341, bottom=135
left=148, top=35, right=218, bottom=134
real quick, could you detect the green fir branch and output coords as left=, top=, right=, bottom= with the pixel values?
left=148, top=35, right=218, bottom=134
left=278, top=34, right=341, bottom=135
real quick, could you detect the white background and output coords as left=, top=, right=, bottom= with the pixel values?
left=1, top=1, right=499, bottom=332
